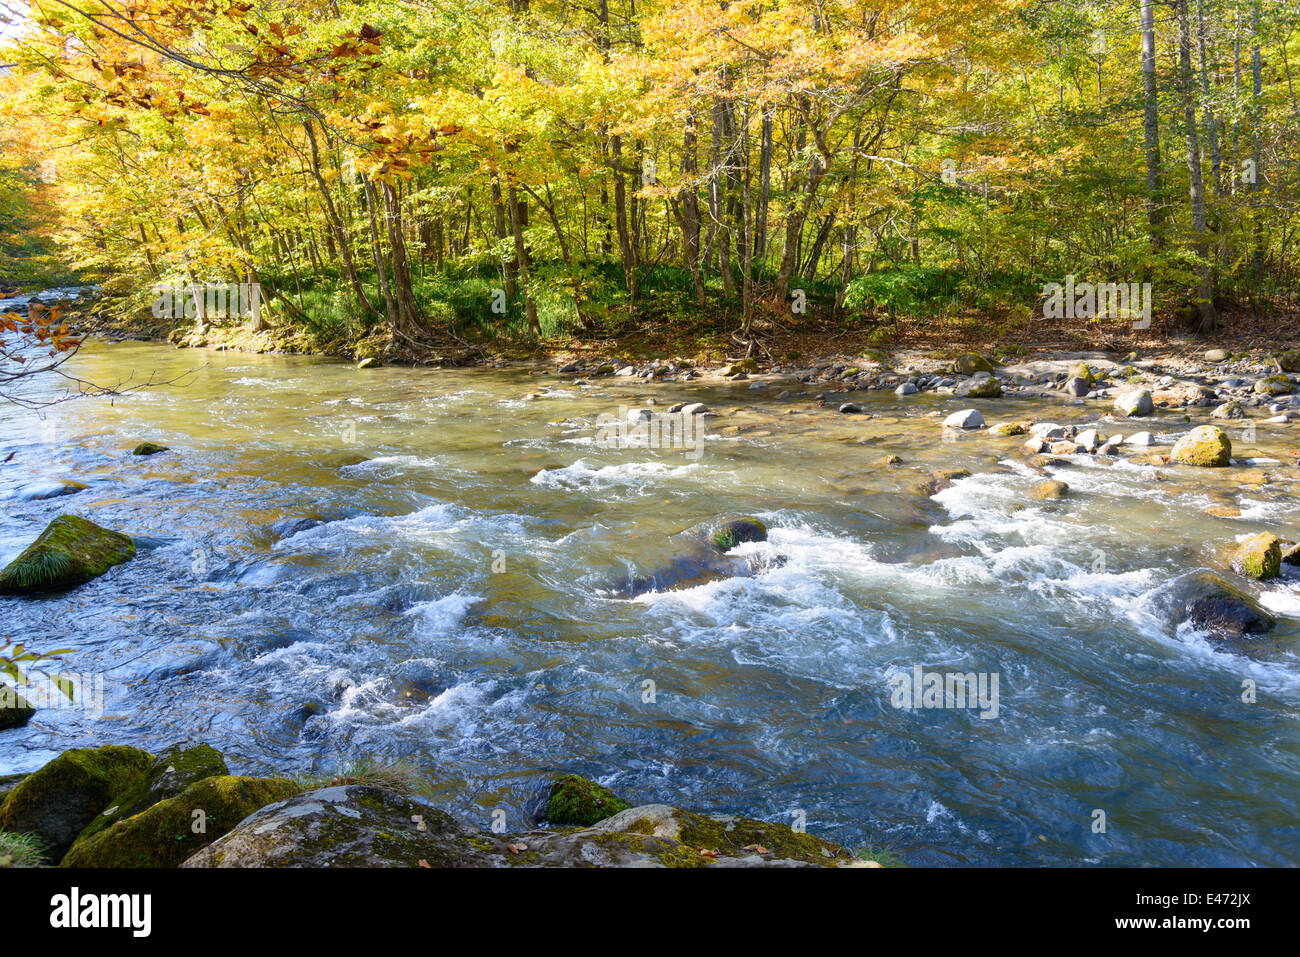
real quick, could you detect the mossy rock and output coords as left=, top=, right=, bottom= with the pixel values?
left=0, top=684, right=35, bottom=731
left=1276, top=351, right=1300, bottom=373
left=0, top=515, right=136, bottom=595
left=1068, top=362, right=1096, bottom=384
left=720, top=357, right=759, bottom=376
left=356, top=357, right=380, bottom=369
left=1171, top=426, right=1232, bottom=467
left=1253, top=374, right=1294, bottom=396
left=1031, top=480, right=1069, bottom=500
left=1230, top=533, right=1282, bottom=581
left=544, top=775, right=631, bottom=827
left=72, top=743, right=228, bottom=848
left=710, top=516, right=769, bottom=552
left=951, top=353, right=996, bottom=375
left=0, top=745, right=153, bottom=861
left=989, top=421, right=1030, bottom=437
left=131, top=442, right=169, bottom=456
left=61, top=775, right=300, bottom=868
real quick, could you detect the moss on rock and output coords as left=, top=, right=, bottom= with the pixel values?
left=952, top=353, right=996, bottom=375
left=0, top=685, right=35, bottom=730
left=544, top=775, right=631, bottom=827
left=72, top=743, right=228, bottom=848
left=710, top=516, right=769, bottom=552
left=0, top=745, right=153, bottom=860
left=61, top=775, right=299, bottom=868
left=131, top=442, right=169, bottom=456
left=1171, top=426, right=1232, bottom=467
left=0, top=515, right=136, bottom=594
left=1230, top=532, right=1282, bottom=581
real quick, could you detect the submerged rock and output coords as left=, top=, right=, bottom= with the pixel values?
left=62, top=775, right=299, bottom=868
left=1186, top=594, right=1275, bottom=640
left=0, top=515, right=136, bottom=595
left=543, top=775, right=631, bottom=827
left=181, top=785, right=855, bottom=869
left=606, top=517, right=770, bottom=598
left=1171, top=426, right=1232, bottom=467
left=14, top=479, right=87, bottom=501
left=0, top=745, right=153, bottom=861
left=131, top=442, right=169, bottom=456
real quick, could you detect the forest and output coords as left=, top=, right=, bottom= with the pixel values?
left=0, top=0, right=1297, bottom=361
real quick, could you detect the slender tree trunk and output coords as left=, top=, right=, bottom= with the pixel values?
left=303, top=120, right=374, bottom=315
left=1177, top=0, right=1218, bottom=332
left=1141, top=0, right=1165, bottom=246
left=362, top=179, right=398, bottom=330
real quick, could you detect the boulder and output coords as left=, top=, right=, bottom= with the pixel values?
left=895, top=382, right=918, bottom=396
left=71, top=743, right=228, bottom=848
left=1204, top=349, right=1228, bottom=363
left=1276, top=351, right=1300, bottom=373
left=951, top=353, right=996, bottom=375
left=710, top=517, right=768, bottom=551
left=955, top=376, right=1002, bottom=399
left=1171, top=426, right=1232, bottom=467
left=543, top=775, right=631, bottom=826
left=0, top=684, right=35, bottom=730
left=14, top=480, right=87, bottom=501
left=0, top=745, right=153, bottom=861
left=0, top=515, right=136, bottom=595
left=943, top=409, right=984, bottom=430
left=181, top=786, right=856, bottom=869
left=1253, top=375, right=1294, bottom=396
left=1230, top=532, right=1282, bottom=581
left=721, top=358, right=759, bottom=376
left=1061, top=376, right=1091, bottom=397
left=989, top=421, right=1029, bottom=437
left=1114, top=390, right=1154, bottom=417
left=62, top=775, right=299, bottom=868
left=1186, top=594, right=1275, bottom=640
left=1031, top=480, right=1069, bottom=500
left=1125, top=431, right=1155, bottom=446
left=1067, top=362, right=1097, bottom=383
left=131, top=442, right=169, bottom=456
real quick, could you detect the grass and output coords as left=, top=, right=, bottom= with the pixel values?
left=852, top=842, right=907, bottom=867
left=0, top=829, right=48, bottom=868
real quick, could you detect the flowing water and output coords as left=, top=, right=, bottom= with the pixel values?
left=2, top=340, right=1299, bottom=866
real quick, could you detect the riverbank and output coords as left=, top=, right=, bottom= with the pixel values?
left=0, top=744, right=888, bottom=868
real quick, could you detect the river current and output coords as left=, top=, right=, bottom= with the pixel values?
left=2, top=340, right=1298, bottom=865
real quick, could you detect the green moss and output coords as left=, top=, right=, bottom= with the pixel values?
left=0, top=684, right=35, bottom=730
left=710, top=516, right=769, bottom=552
left=73, top=744, right=228, bottom=847
left=131, top=442, right=169, bottom=456
left=0, top=745, right=153, bottom=859
left=952, top=353, right=996, bottom=375
left=544, top=775, right=631, bottom=827
left=1171, top=426, right=1232, bottom=467
left=672, top=809, right=847, bottom=865
left=721, top=357, right=759, bottom=376
left=0, top=515, right=135, bottom=594
left=1253, top=374, right=1294, bottom=396
left=988, top=421, right=1029, bottom=437
left=61, top=775, right=300, bottom=868
left=1231, top=533, right=1282, bottom=581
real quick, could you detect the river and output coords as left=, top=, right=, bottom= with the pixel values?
left=2, top=339, right=1298, bottom=865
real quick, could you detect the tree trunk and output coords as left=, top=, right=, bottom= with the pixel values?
left=1141, top=0, right=1165, bottom=246
left=1177, top=0, right=1218, bottom=333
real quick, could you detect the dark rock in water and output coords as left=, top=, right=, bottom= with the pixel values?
left=544, top=775, right=630, bottom=826
left=0, top=515, right=135, bottom=595
left=315, top=452, right=369, bottom=469
left=180, top=785, right=854, bottom=868
left=0, top=745, right=153, bottom=861
left=131, top=442, right=169, bottom=456
left=1186, top=596, right=1275, bottom=640
left=70, top=743, right=228, bottom=849
left=607, top=516, right=773, bottom=598
left=62, top=775, right=299, bottom=868
left=1172, top=572, right=1276, bottom=640
left=0, top=684, right=35, bottom=730
left=14, top=479, right=86, bottom=501
left=270, top=515, right=326, bottom=539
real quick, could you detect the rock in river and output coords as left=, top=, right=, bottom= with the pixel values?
left=1230, top=532, right=1282, bottom=580
left=0, top=514, right=136, bottom=595
left=1114, top=389, right=1154, bottom=417
left=1171, top=426, right=1232, bottom=467
left=943, top=409, right=984, bottom=430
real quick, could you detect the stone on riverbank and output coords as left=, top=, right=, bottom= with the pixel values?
left=0, top=745, right=153, bottom=861
left=0, top=515, right=136, bottom=595
left=61, top=775, right=300, bottom=868
left=181, top=785, right=856, bottom=868
left=1171, top=426, right=1232, bottom=467
left=955, top=376, right=1002, bottom=398
left=543, top=775, right=631, bottom=826
left=951, top=354, right=996, bottom=375
left=71, top=743, right=228, bottom=848
left=0, top=685, right=35, bottom=730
